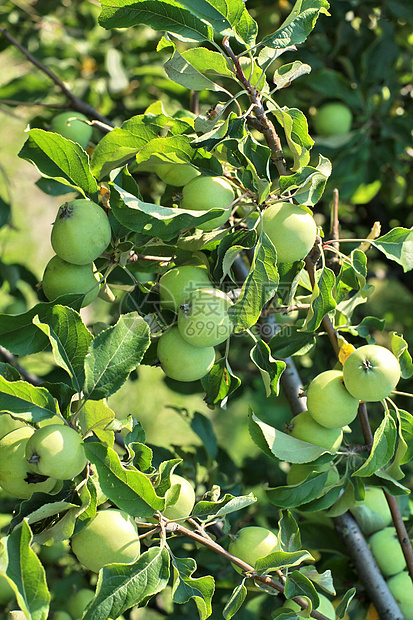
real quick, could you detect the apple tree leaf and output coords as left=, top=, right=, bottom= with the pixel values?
left=0, top=520, right=50, bottom=620
left=229, top=232, right=279, bottom=332
left=223, top=580, right=248, bottom=620
left=371, top=227, right=413, bottom=272
left=353, top=414, right=397, bottom=477
left=171, top=555, right=215, bottom=620
left=84, top=442, right=165, bottom=517
left=300, top=267, right=337, bottom=333
left=18, top=129, right=98, bottom=199
left=99, top=0, right=214, bottom=43
left=170, top=408, right=218, bottom=460
left=77, top=399, right=116, bottom=447
left=164, top=48, right=232, bottom=92
left=299, top=566, right=335, bottom=596
left=277, top=155, right=332, bottom=206
left=269, top=326, right=316, bottom=358
left=267, top=103, right=313, bottom=171
left=391, top=332, right=413, bottom=379
left=83, top=546, right=170, bottom=620
left=83, top=312, right=150, bottom=400
left=260, top=0, right=330, bottom=49
left=279, top=510, right=301, bottom=552
left=192, top=492, right=257, bottom=520
left=267, top=472, right=329, bottom=508
left=283, top=570, right=320, bottom=610
left=250, top=339, right=286, bottom=397
left=272, top=60, right=312, bottom=90
left=201, top=358, right=241, bottom=408
left=32, top=305, right=93, bottom=394
left=255, top=550, right=314, bottom=574
left=0, top=377, right=58, bottom=423
left=335, top=588, right=356, bottom=619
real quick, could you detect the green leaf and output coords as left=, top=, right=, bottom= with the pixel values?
left=277, top=155, right=331, bottom=206
left=261, top=0, right=330, bottom=49
left=0, top=363, right=20, bottom=382
left=83, top=312, right=150, bottom=400
left=272, top=60, right=312, bottom=90
left=284, top=570, right=319, bottom=609
left=250, top=414, right=330, bottom=463
left=135, top=134, right=221, bottom=173
left=255, top=549, right=314, bottom=574
left=77, top=399, right=116, bottom=447
left=18, top=129, right=98, bottom=199
left=391, top=332, right=413, bottom=379
left=371, top=227, right=413, bottom=272
left=229, top=232, right=279, bottom=332
left=300, top=267, right=336, bottom=333
left=223, top=580, right=247, bottom=620
left=164, top=47, right=233, bottom=91
left=192, top=492, right=257, bottom=519
left=99, top=0, right=214, bottom=42
left=84, top=442, right=165, bottom=517
left=353, top=414, right=397, bottom=477
left=267, top=472, right=329, bottom=508
left=269, top=326, right=316, bottom=358
left=0, top=520, right=50, bottom=620
left=201, top=358, right=241, bottom=408
left=171, top=555, right=215, bottom=620
left=33, top=305, right=93, bottom=393
left=0, top=377, right=58, bottom=423
left=299, top=566, right=335, bottom=596
left=279, top=510, right=301, bottom=552
left=399, top=410, right=413, bottom=464
left=268, top=104, right=313, bottom=171
left=171, top=409, right=218, bottom=460
left=83, top=546, right=170, bottom=620
left=335, top=588, right=356, bottom=619
left=250, top=339, right=286, bottom=397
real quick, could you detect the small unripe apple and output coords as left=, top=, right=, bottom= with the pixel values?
left=70, top=508, right=141, bottom=573
left=262, top=202, right=317, bottom=264
left=369, top=527, right=406, bottom=577
left=177, top=287, right=233, bottom=347
left=0, top=427, right=57, bottom=499
left=163, top=474, right=196, bottom=520
left=350, top=486, right=392, bottom=535
left=51, top=111, right=93, bottom=149
left=51, top=199, right=111, bottom=265
left=313, top=102, right=353, bottom=137
left=25, top=424, right=87, bottom=480
left=0, top=413, right=24, bottom=440
left=288, top=410, right=343, bottom=452
left=157, top=327, right=215, bottom=382
left=342, top=344, right=401, bottom=402
left=159, top=265, right=212, bottom=312
left=42, top=255, right=100, bottom=307
left=155, top=163, right=199, bottom=186
left=53, top=612, right=72, bottom=620
left=387, top=571, right=413, bottom=620
left=180, top=176, right=235, bottom=231
left=286, top=462, right=339, bottom=486
left=67, top=588, right=95, bottom=619
left=306, top=370, right=359, bottom=428
left=228, top=526, right=279, bottom=573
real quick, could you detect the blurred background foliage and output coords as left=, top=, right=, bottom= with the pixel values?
left=0, top=1, right=412, bottom=617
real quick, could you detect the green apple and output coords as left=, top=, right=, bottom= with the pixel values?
left=155, top=163, right=199, bottom=186
left=287, top=462, right=339, bottom=486
left=387, top=571, right=413, bottom=620
left=70, top=508, right=141, bottom=573
left=157, top=327, right=215, bottom=382
left=288, top=410, right=343, bottom=452
left=342, top=344, right=401, bottom=402
left=39, top=539, right=70, bottom=564
left=228, top=526, right=280, bottom=573
left=0, top=427, right=57, bottom=499
left=350, top=486, right=392, bottom=535
left=262, top=202, right=317, bottom=264
left=26, top=424, right=87, bottom=480
left=53, top=612, right=72, bottom=620
left=163, top=474, right=196, bottom=520
left=177, top=287, right=233, bottom=347
left=50, top=111, right=93, bottom=149
left=42, top=255, right=100, bottom=307
left=0, top=413, right=24, bottom=440
left=180, top=175, right=235, bottom=231
left=313, top=102, right=353, bottom=136
left=0, top=572, right=15, bottom=606
left=369, top=527, right=406, bottom=577
left=306, top=369, right=359, bottom=428
left=159, top=265, right=212, bottom=312
left=67, top=588, right=95, bottom=619
left=51, top=199, right=111, bottom=265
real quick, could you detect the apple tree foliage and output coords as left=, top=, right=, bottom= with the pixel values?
left=0, top=1, right=412, bottom=619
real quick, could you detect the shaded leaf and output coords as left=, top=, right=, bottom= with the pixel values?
left=0, top=377, right=58, bottom=423
left=171, top=555, right=215, bottom=620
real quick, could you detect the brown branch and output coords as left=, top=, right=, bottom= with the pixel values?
left=0, top=346, right=41, bottom=386
left=222, top=37, right=287, bottom=177
left=0, top=27, right=113, bottom=129
left=384, top=491, right=413, bottom=580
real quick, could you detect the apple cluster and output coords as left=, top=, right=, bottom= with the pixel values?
left=0, top=416, right=87, bottom=500
left=41, top=197, right=111, bottom=307
left=287, top=344, right=401, bottom=452
left=350, top=487, right=413, bottom=619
